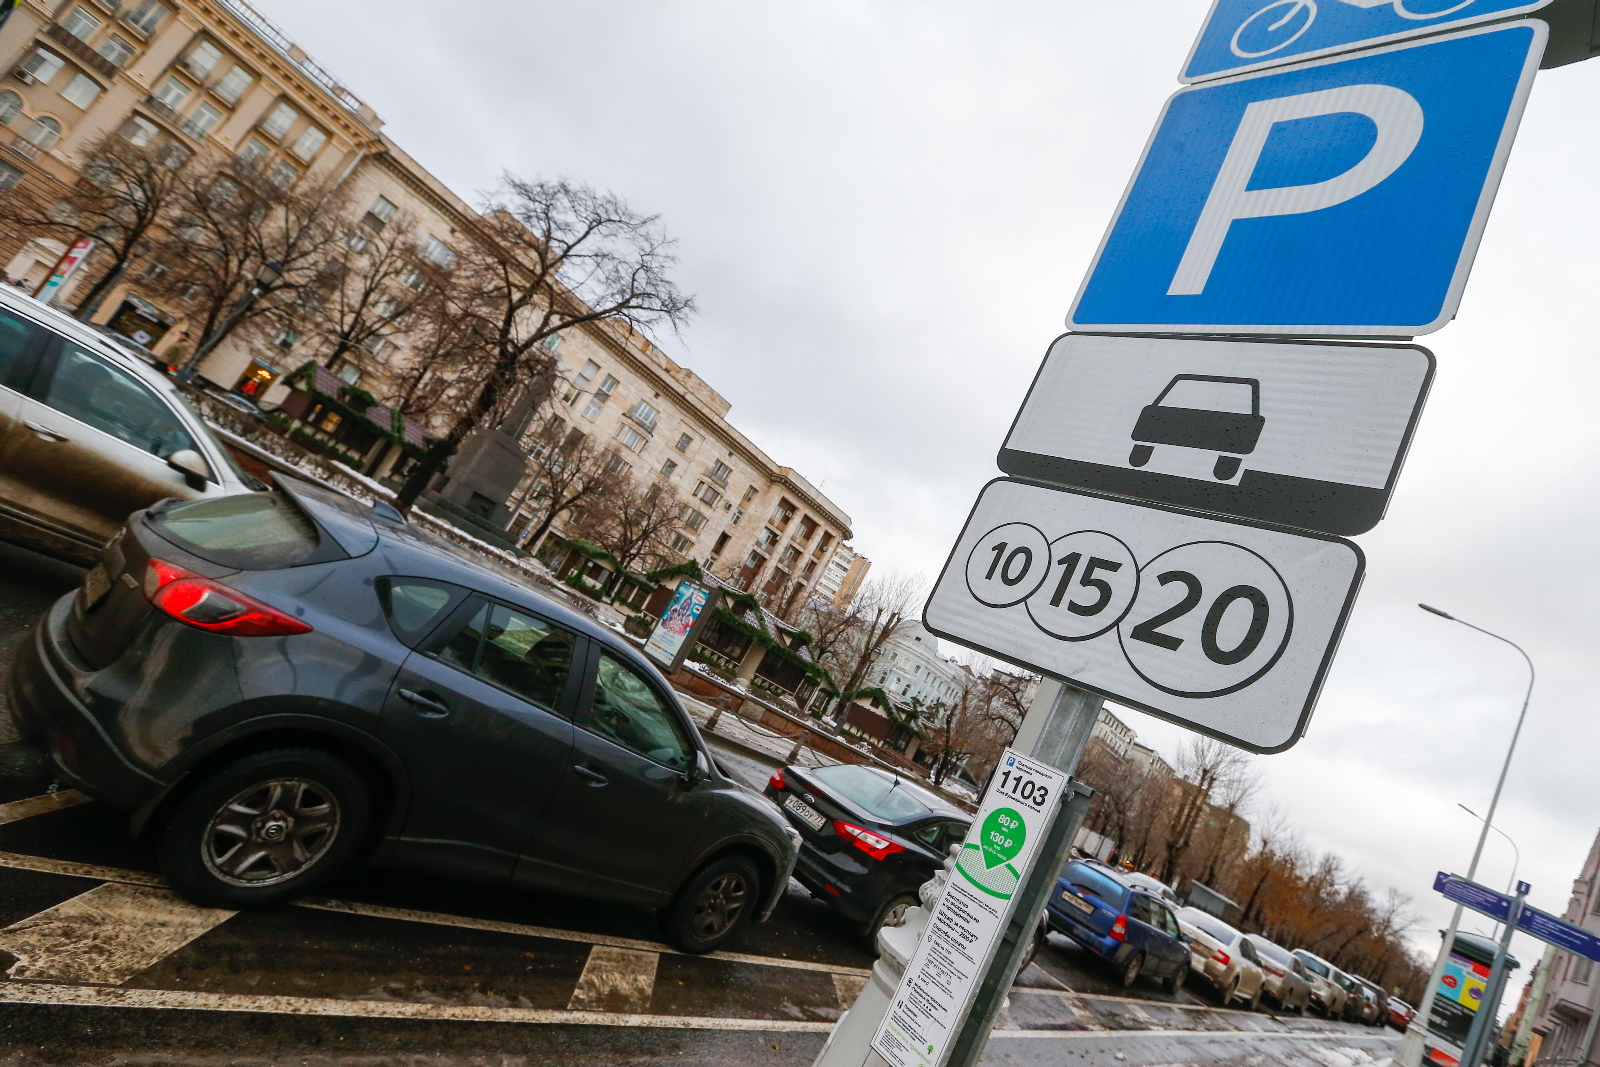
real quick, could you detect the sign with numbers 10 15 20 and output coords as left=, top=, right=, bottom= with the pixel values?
left=924, top=479, right=1364, bottom=753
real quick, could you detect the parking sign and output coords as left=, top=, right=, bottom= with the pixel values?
left=1068, top=22, right=1544, bottom=337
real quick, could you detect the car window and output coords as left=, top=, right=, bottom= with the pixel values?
left=1159, top=905, right=1182, bottom=938
left=587, top=652, right=691, bottom=770
left=1295, top=952, right=1329, bottom=978
left=44, top=342, right=197, bottom=459
left=1183, top=909, right=1238, bottom=945
left=438, top=601, right=577, bottom=713
left=1060, top=862, right=1129, bottom=909
left=376, top=577, right=469, bottom=646
left=810, top=764, right=940, bottom=820
left=1127, top=895, right=1153, bottom=925
left=0, top=306, right=43, bottom=390
left=1240, top=939, right=1259, bottom=964
left=150, top=491, right=326, bottom=569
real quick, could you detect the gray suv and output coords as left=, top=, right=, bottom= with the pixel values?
left=9, top=478, right=798, bottom=953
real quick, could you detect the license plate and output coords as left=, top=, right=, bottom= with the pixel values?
left=80, top=564, right=111, bottom=610
left=782, top=795, right=826, bottom=832
left=1061, top=890, right=1094, bottom=915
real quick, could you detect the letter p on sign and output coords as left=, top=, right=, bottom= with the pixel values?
left=1169, top=85, right=1423, bottom=295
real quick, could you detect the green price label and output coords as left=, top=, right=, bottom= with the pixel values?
left=980, top=807, right=1025, bottom=870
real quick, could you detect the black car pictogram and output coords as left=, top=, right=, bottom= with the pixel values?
left=1128, top=374, right=1264, bottom=481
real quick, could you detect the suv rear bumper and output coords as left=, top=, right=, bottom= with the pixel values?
left=8, top=594, right=162, bottom=810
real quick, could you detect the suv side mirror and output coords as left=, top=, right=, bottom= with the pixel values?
left=684, top=749, right=711, bottom=787
left=167, top=449, right=212, bottom=491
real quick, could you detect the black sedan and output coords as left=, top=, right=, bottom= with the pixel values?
left=765, top=762, right=969, bottom=943
left=9, top=478, right=798, bottom=953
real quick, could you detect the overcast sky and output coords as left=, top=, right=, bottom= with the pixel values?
left=263, top=0, right=1600, bottom=975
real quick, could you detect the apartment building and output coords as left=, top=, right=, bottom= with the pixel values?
left=0, top=0, right=855, bottom=617
left=814, top=542, right=870, bottom=609
left=873, top=622, right=964, bottom=710
left=1529, top=827, right=1600, bottom=1065
left=1089, top=706, right=1137, bottom=760
left=523, top=328, right=853, bottom=617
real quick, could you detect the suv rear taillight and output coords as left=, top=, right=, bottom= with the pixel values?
left=1213, top=948, right=1231, bottom=966
left=144, top=560, right=312, bottom=637
left=768, top=768, right=785, bottom=791
left=833, top=820, right=904, bottom=860
left=1109, top=914, right=1127, bottom=941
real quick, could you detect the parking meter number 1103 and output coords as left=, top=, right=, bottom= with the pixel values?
left=994, top=768, right=1051, bottom=812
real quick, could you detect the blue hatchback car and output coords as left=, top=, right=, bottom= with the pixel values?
left=1046, top=860, right=1190, bottom=991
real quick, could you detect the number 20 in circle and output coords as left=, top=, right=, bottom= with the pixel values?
left=1026, top=530, right=1139, bottom=641
left=965, top=523, right=1052, bottom=607
left=1117, top=541, right=1293, bottom=698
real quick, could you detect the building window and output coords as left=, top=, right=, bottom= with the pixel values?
left=267, top=159, right=298, bottom=187
left=755, top=527, right=779, bottom=551
left=681, top=508, right=707, bottom=532
left=98, top=35, right=135, bottom=68
left=418, top=234, right=454, bottom=266
left=770, top=498, right=796, bottom=529
left=333, top=361, right=360, bottom=385
left=743, top=486, right=757, bottom=502
left=668, top=533, right=693, bottom=554
left=153, top=76, right=189, bottom=110
left=20, top=49, right=65, bottom=84
left=62, top=8, right=102, bottom=42
left=23, top=116, right=61, bottom=150
left=602, top=452, right=629, bottom=476
left=711, top=532, right=730, bottom=557
left=798, top=515, right=819, bottom=542
left=675, top=433, right=693, bottom=452
left=581, top=398, right=601, bottom=422
left=660, top=459, right=677, bottom=477
left=123, top=1, right=167, bottom=35
left=708, top=460, right=731, bottom=488
left=185, top=102, right=222, bottom=138
left=215, top=66, right=252, bottom=104
left=1575, top=956, right=1594, bottom=985
left=692, top=481, right=719, bottom=506
left=292, top=125, right=326, bottom=161
left=273, top=328, right=297, bottom=351
left=0, top=91, right=20, bottom=124
left=629, top=399, right=658, bottom=429
left=614, top=425, right=646, bottom=452
left=730, top=508, right=743, bottom=525
left=592, top=374, right=617, bottom=404
left=780, top=545, right=802, bottom=568
left=564, top=359, right=599, bottom=405
left=400, top=266, right=426, bottom=291
left=360, top=334, right=389, bottom=356
left=0, top=161, right=21, bottom=190
left=62, top=71, right=101, bottom=108
left=260, top=101, right=297, bottom=139
left=365, top=195, right=396, bottom=229
left=236, top=137, right=269, bottom=166
left=184, top=41, right=222, bottom=79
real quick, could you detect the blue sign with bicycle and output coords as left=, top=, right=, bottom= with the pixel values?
left=1183, top=0, right=1552, bottom=82
left=1067, top=21, right=1544, bottom=337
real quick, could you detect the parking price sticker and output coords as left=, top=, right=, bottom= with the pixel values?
left=871, top=749, right=1068, bottom=1067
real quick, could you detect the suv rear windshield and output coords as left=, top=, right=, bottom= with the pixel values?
left=811, top=765, right=937, bottom=821
left=1060, top=862, right=1128, bottom=908
left=149, top=492, right=336, bottom=569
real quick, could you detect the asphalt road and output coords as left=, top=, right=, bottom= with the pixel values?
left=0, top=543, right=1395, bottom=1065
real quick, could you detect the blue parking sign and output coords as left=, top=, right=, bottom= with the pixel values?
left=1067, top=21, right=1544, bottom=338
left=1183, top=0, right=1552, bottom=83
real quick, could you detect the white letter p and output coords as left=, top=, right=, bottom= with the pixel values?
left=1167, top=84, right=1424, bottom=296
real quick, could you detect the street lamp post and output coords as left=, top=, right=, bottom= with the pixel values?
left=1457, top=803, right=1520, bottom=898
left=177, top=259, right=284, bottom=383
left=1393, top=605, right=1535, bottom=1067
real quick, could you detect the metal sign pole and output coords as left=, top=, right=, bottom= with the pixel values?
left=1457, top=885, right=1527, bottom=1067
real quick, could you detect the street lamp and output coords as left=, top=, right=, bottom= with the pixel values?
left=1457, top=803, right=1519, bottom=897
left=1395, top=604, right=1536, bottom=1067
left=178, top=259, right=284, bottom=383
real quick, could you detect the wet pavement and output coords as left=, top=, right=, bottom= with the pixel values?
left=0, top=544, right=1398, bottom=1065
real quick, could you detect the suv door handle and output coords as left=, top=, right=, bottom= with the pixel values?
left=572, top=764, right=608, bottom=787
left=398, top=689, right=450, bottom=716
left=24, top=421, right=67, bottom=442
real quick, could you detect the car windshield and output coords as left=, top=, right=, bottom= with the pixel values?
left=1296, top=953, right=1330, bottom=978
left=1060, top=863, right=1128, bottom=908
left=1248, top=936, right=1293, bottom=966
left=1161, top=377, right=1254, bottom=413
left=810, top=765, right=938, bottom=821
left=1182, top=909, right=1238, bottom=944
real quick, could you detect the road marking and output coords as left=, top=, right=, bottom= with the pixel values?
left=0, top=851, right=869, bottom=980
left=0, top=980, right=838, bottom=1031
left=0, top=790, right=90, bottom=825
left=567, top=946, right=658, bottom=1013
left=833, top=972, right=868, bottom=1010
left=0, top=884, right=235, bottom=984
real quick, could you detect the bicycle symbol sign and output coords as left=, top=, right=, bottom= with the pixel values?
left=925, top=479, right=1363, bottom=753
left=1183, top=0, right=1552, bottom=81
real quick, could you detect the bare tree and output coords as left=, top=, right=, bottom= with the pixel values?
left=1159, top=737, right=1257, bottom=885
left=818, top=572, right=924, bottom=721
left=512, top=420, right=619, bottom=554
left=392, top=176, right=695, bottom=513
left=571, top=473, right=685, bottom=582
left=0, top=134, right=184, bottom=319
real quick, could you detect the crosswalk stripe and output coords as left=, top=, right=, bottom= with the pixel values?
left=567, top=946, right=659, bottom=1013
left=0, top=883, right=235, bottom=984
left=0, top=790, right=90, bottom=825
left=832, top=972, right=868, bottom=1010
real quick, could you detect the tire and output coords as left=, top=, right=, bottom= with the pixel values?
left=1246, top=984, right=1262, bottom=1012
left=1219, top=975, right=1239, bottom=1006
left=661, top=854, right=761, bottom=954
left=1162, top=962, right=1186, bottom=995
left=864, top=893, right=920, bottom=950
left=1117, top=951, right=1144, bottom=989
left=158, top=748, right=369, bottom=909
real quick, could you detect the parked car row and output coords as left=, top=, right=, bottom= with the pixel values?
left=1039, top=860, right=1396, bottom=1024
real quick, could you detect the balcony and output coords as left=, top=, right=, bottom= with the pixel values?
left=139, top=95, right=210, bottom=144
left=44, top=24, right=119, bottom=80
left=6, top=135, right=40, bottom=161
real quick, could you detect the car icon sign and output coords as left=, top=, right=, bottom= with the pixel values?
left=1128, top=374, right=1265, bottom=481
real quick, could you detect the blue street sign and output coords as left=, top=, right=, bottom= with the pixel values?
left=1182, top=0, right=1552, bottom=83
left=1067, top=21, right=1545, bottom=338
left=1518, top=906, right=1600, bottom=964
left=1435, top=871, right=1513, bottom=922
